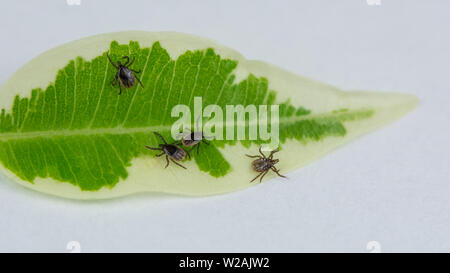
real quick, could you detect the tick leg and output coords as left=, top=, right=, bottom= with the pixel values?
left=111, top=74, right=119, bottom=87
left=202, top=139, right=209, bottom=145
left=184, top=148, right=191, bottom=159
left=271, top=167, right=287, bottom=179
left=246, top=154, right=260, bottom=158
left=153, top=132, right=167, bottom=144
left=171, top=158, right=187, bottom=169
left=106, top=51, right=118, bottom=68
left=259, top=170, right=268, bottom=183
left=196, top=143, right=200, bottom=155
left=145, top=145, right=161, bottom=151
left=269, top=149, right=280, bottom=159
left=135, top=75, right=144, bottom=88
left=156, top=152, right=165, bottom=157
left=259, top=146, right=266, bottom=158
left=171, top=140, right=182, bottom=145
left=250, top=172, right=263, bottom=183
left=118, top=85, right=122, bottom=95
left=126, top=56, right=135, bottom=67
left=165, top=155, right=170, bottom=168
left=122, top=56, right=130, bottom=66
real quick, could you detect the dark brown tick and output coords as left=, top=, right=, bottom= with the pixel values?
left=246, top=146, right=287, bottom=183
left=176, top=117, right=213, bottom=154
left=107, top=51, right=143, bottom=95
left=145, top=132, right=190, bottom=169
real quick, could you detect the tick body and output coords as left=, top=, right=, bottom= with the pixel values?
left=180, top=131, right=210, bottom=154
left=246, top=147, right=286, bottom=183
left=107, top=52, right=144, bottom=95
left=145, top=132, right=190, bottom=169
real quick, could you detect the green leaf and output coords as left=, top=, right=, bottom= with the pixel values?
left=0, top=31, right=418, bottom=199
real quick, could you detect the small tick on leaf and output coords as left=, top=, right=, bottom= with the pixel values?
left=246, top=146, right=287, bottom=183
left=176, top=116, right=213, bottom=154
left=107, top=51, right=144, bottom=95
left=145, top=132, right=190, bottom=169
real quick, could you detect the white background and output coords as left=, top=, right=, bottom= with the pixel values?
left=0, top=0, right=449, bottom=253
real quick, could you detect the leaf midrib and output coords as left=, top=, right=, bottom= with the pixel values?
left=0, top=108, right=371, bottom=141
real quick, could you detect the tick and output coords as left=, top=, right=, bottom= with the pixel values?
left=246, top=146, right=286, bottom=183
left=107, top=51, right=144, bottom=95
left=176, top=117, right=212, bottom=154
left=145, top=132, right=190, bottom=169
